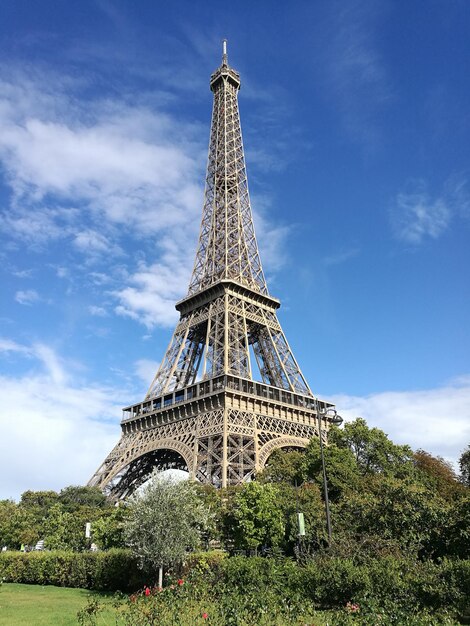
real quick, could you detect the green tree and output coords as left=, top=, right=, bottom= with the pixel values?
left=329, top=418, right=414, bottom=476
left=334, top=474, right=448, bottom=558
left=445, top=493, right=470, bottom=558
left=304, top=437, right=361, bottom=500
left=124, top=474, right=209, bottom=585
left=276, top=482, right=326, bottom=554
left=414, top=449, right=464, bottom=499
left=228, top=482, right=285, bottom=553
left=58, top=486, right=110, bottom=511
left=259, top=449, right=307, bottom=485
left=0, top=500, right=40, bottom=548
left=194, top=483, right=225, bottom=545
left=92, top=505, right=129, bottom=550
left=43, top=504, right=89, bottom=551
left=20, top=490, right=59, bottom=511
left=459, top=445, right=470, bottom=487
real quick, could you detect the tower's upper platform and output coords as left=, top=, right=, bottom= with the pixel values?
left=210, top=40, right=241, bottom=91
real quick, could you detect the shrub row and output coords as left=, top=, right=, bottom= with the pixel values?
left=300, top=556, right=470, bottom=615
left=0, top=549, right=146, bottom=591
left=1, top=550, right=469, bottom=617
left=186, top=554, right=470, bottom=617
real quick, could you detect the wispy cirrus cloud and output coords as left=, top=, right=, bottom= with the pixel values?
left=114, top=254, right=189, bottom=329
left=0, top=64, right=292, bottom=331
left=0, top=337, right=31, bottom=354
left=88, top=305, right=108, bottom=317
left=322, top=247, right=360, bottom=266
left=134, top=358, right=160, bottom=386
left=15, top=289, right=40, bottom=305
left=0, top=72, right=204, bottom=241
left=391, top=174, right=469, bottom=244
left=312, top=0, right=392, bottom=149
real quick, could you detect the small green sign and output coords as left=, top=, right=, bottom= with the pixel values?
left=298, top=512, right=305, bottom=536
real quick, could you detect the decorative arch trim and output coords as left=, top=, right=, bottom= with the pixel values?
left=103, top=439, right=193, bottom=488
left=258, top=436, right=309, bottom=468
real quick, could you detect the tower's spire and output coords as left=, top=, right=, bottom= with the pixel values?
left=222, top=39, right=228, bottom=66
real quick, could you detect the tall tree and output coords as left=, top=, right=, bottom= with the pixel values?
left=304, top=437, right=361, bottom=500
left=0, top=500, right=40, bottom=548
left=329, top=418, right=413, bottom=476
left=459, top=445, right=470, bottom=487
left=124, top=473, right=209, bottom=586
left=259, top=449, right=307, bottom=485
left=228, top=482, right=285, bottom=553
left=414, top=449, right=463, bottom=499
left=58, top=486, right=110, bottom=511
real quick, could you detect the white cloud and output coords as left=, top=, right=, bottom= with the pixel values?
left=392, top=180, right=451, bottom=244
left=15, top=289, right=39, bottom=305
left=88, top=305, right=108, bottom=317
left=391, top=174, right=470, bottom=244
left=0, top=70, right=204, bottom=251
left=114, top=262, right=186, bottom=329
left=445, top=172, right=470, bottom=220
left=0, top=338, right=30, bottom=354
left=12, top=269, right=34, bottom=278
left=329, top=376, right=470, bottom=468
left=134, top=359, right=160, bottom=386
left=253, top=208, right=291, bottom=275
left=0, top=339, right=127, bottom=500
left=113, top=230, right=194, bottom=328
left=56, top=267, right=69, bottom=279
left=0, top=64, right=294, bottom=332
left=74, top=230, right=119, bottom=255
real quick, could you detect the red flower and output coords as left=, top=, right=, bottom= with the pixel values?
left=144, top=587, right=151, bottom=596
left=202, top=613, right=208, bottom=620
left=177, top=578, right=184, bottom=586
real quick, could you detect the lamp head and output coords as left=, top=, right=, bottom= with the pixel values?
left=324, top=408, right=343, bottom=426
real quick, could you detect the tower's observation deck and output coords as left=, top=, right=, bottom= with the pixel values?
left=89, top=43, right=335, bottom=497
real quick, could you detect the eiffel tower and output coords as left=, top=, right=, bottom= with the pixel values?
left=89, top=42, right=335, bottom=497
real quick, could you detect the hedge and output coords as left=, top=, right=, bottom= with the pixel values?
left=0, top=549, right=146, bottom=591
left=194, top=555, right=470, bottom=617
left=299, top=556, right=470, bottom=614
left=1, top=550, right=469, bottom=618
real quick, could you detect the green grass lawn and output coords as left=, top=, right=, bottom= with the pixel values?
left=0, top=583, right=115, bottom=626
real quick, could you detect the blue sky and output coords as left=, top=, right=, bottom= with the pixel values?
left=0, top=0, right=469, bottom=499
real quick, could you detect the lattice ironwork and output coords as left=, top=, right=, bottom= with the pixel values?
left=89, top=43, right=335, bottom=497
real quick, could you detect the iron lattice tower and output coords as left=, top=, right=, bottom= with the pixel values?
left=89, top=43, right=334, bottom=497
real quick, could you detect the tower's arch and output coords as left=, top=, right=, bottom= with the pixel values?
left=258, top=437, right=309, bottom=469
left=93, top=440, right=193, bottom=499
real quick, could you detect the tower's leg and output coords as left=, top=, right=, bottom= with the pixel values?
left=190, top=437, right=198, bottom=481
left=222, top=407, right=228, bottom=488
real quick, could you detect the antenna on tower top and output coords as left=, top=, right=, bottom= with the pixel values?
left=222, top=39, right=228, bottom=65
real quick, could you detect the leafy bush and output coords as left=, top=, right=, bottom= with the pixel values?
left=76, top=566, right=464, bottom=626
left=0, top=549, right=146, bottom=591
left=182, top=549, right=227, bottom=577
left=183, top=554, right=470, bottom=619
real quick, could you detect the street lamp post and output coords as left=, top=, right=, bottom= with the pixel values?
left=315, top=401, right=343, bottom=546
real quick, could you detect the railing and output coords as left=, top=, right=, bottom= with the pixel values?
left=122, top=374, right=329, bottom=422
